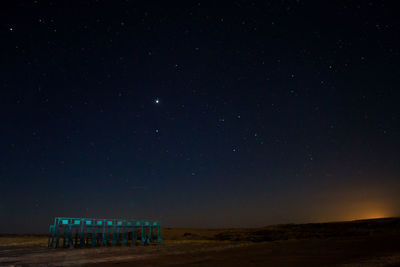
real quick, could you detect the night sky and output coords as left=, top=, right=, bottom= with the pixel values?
left=1, top=1, right=400, bottom=234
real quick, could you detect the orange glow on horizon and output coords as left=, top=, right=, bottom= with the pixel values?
left=346, top=213, right=388, bottom=221
left=339, top=201, right=391, bottom=221
left=312, top=196, right=395, bottom=223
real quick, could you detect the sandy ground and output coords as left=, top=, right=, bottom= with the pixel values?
left=85, top=235, right=400, bottom=266
left=1, top=235, right=400, bottom=266
left=2, top=218, right=400, bottom=266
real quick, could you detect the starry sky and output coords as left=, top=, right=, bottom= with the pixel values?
left=1, top=1, right=400, bottom=234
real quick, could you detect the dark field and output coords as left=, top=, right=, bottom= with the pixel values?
left=1, top=218, right=400, bottom=266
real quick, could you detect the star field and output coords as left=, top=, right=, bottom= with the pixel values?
left=0, top=1, right=399, bottom=233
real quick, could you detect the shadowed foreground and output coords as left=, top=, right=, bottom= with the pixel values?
left=1, top=218, right=400, bottom=266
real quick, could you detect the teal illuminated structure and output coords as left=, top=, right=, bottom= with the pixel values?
left=48, top=217, right=162, bottom=248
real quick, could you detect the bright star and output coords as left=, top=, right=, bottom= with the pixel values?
left=154, top=98, right=160, bottom=104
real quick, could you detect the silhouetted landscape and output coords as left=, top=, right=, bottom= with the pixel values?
left=1, top=218, right=400, bottom=266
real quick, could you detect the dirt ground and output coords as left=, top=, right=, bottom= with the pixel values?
left=1, top=218, right=400, bottom=266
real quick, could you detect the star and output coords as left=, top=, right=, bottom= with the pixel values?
left=154, top=98, right=160, bottom=104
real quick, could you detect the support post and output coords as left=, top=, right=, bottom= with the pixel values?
left=112, top=226, right=117, bottom=245
left=55, top=224, right=60, bottom=248
left=141, top=223, right=146, bottom=243
left=102, top=223, right=106, bottom=246
left=80, top=223, right=84, bottom=247
left=92, top=227, right=96, bottom=247
left=68, top=225, right=73, bottom=248
left=122, top=226, right=127, bottom=245
left=157, top=224, right=162, bottom=243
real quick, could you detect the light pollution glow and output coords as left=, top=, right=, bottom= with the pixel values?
left=340, top=201, right=392, bottom=221
left=298, top=183, right=399, bottom=223
left=312, top=199, right=395, bottom=223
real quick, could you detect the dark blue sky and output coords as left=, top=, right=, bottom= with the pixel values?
left=1, top=1, right=399, bottom=233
